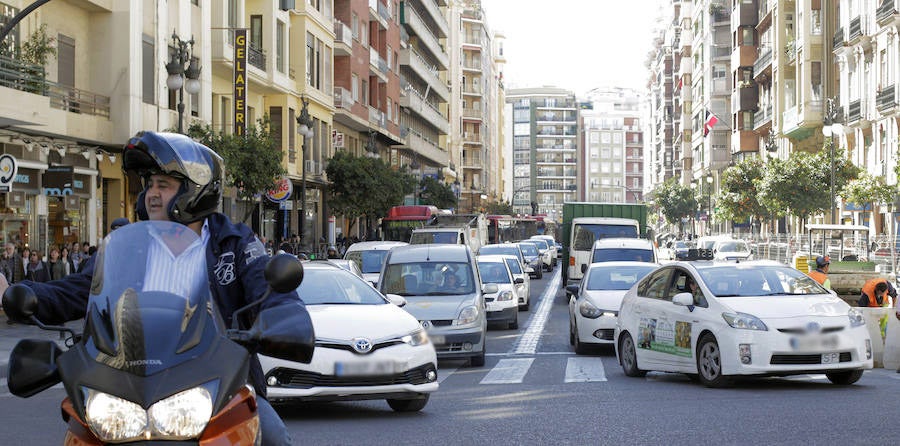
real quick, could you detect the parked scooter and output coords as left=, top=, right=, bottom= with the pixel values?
left=3, top=221, right=314, bottom=444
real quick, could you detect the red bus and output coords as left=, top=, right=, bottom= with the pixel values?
left=381, top=205, right=442, bottom=242
left=486, top=215, right=540, bottom=244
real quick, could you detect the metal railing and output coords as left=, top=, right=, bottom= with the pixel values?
left=849, top=16, right=864, bottom=41
left=876, top=85, right=897, bottom=112
left=334, top=87, right=353, bottom=109
left=248, top=45, right=266, bottom=71
left=753, top=46, right=772, bottom=74
left=0, top=55, right=109, bottom=118
left=848, top=99, right=862, bottom=122
left=833, top=27, right=846, bottom=49
left=877, top=0, right=898, bottom=23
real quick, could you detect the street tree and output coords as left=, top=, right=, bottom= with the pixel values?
left=717, top=157, right=767, bottom=233
left=325, top=150, right=415, bottom=236
left=840, top=173, right=896, bottom=227
left=185, top=118, right=284, bottom=223
left=652, top=178, right=697, bottom=235
left=485, top=200, right=514, bottom=215
left=417, top=176, right=457, bottom=209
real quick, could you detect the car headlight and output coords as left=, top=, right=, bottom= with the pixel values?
left=848, top=308, right=866, bottom=327
left=578, top=300, right=616, bottom=319
left=84, top=385, right=213, bottom=442
left=497, top=290, right=514, bottom=301
left=722, top=312, right=768, bottom=331
left=402, top=329, right=430, bottom=346
left=454, top=305, right=479, bottom=325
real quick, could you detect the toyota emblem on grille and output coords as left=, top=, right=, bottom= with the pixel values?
left=352, top=337, right=373, bottom=353
left=806, top=322, right=821, bottom=333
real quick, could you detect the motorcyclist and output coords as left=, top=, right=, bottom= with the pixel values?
left=0, top=131, right=302, bottom=445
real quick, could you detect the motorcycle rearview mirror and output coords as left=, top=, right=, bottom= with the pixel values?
left=2, top=284, right=77, bottom=339
left=230, top=254, right=304, bottom=331
left=245, top=303, right=315, bottom=364
left=7, top=339, right=63, bottom=398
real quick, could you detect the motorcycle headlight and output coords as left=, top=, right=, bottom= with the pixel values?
left=454, top=305, right=479, bottom=325
left=497, top=290, right=514, bottom=301
left=722, top=312, right=768, bottom=331
left=148, top=386, right=213, bottom=439
left=402, top=329, right=430, bottom=346
left=85, top=389, right=148, bottom=442
left=848, top=308, right=866, bottom=327
left=84, top=385, right=214, bottom=442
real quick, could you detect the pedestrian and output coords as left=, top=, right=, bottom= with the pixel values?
left=326, top=245, right=339, bottom=259
left=60, top=246, right=74, bottom=276
left=807, top=255, right=831, bottom=290
left=0, top=131, right=308, bottom=445
left=858, top=278, right=897, bottom=308
left=21, top=247, right=31, bottom=274
left=47, top=247, right=67, bottom=281
left=25, top=250, right=50, bottom=283
left=75, top=242, right=91, bottom=273
left=1, top=242, right=25, bottom=284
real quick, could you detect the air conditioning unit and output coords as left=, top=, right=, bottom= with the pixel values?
left=304, top=160, right=317, bottom=174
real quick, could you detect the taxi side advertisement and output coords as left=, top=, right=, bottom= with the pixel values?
left=638, top=317, right=692, bottom=357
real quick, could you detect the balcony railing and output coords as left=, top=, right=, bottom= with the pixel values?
left=334, top=87, right=353, bottom=110
left=848, top=16, right=864, bottom=41
left=877, top=0, right=898, bottom=24
left=753, top=47, right=772, bottom=75
left=0, top=55, right=110, bottom=117
left=876, top=84, right=897, bottom=112
left=833, top=27, right=846, bottom=49
left=334, top=21, right=352, bottom=48
left=753, top=105, right=772, bottom=130
left=848, top=99, right=862, bottom=123
left=369, top=106, right=386, bottom=128
left=248, top=46, right=266, bottom=71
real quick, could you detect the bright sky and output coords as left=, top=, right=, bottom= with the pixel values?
left=481, top=0, right=665, bottom=96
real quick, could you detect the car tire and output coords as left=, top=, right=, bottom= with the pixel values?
left=536, top=268, right=543, bottom=280
left=387, top=395, right=429, bottom=412
left=574, top=327, right=591, bottom=355
left=696, top=334, right=731, bottom=388
left=619, top=333, right=647, bottom=377
left=509, top=313, right=519, bottom=330
left=825, top=369, right=864, bottom=385
left=569, top=321, right=576, bottom=345
left=519, top=299, right=530, bottom=312
left=470, top=349, right=486, bottom=367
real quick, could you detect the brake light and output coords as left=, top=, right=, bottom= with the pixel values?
left=569, top=256, right=575, bottom=266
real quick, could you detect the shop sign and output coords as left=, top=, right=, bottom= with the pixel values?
left=266, top=177, right=292, bottom=203
left=43, top=166, right=75, bottom=196
left=0, top=154, right=17, bottom=192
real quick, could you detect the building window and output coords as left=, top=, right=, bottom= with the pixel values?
left=250, top=15, right=263, bottom=51
left=276, top=21, right=285, bottom=73
left=142, top=34, right=154, bottom=104
left=351, top=74, right=359, bottom=101
left=220, top=96, right=231, bottom=133
left=351, top=13, right=359, bottom=40
left=811, top=61, right=821, bottom=100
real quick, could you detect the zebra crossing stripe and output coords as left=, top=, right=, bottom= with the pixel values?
left=564, top=357, right=608, bottom=383
left=479, top=358, right=534, bottom=384
left=511, top=269, right=561, bottom=355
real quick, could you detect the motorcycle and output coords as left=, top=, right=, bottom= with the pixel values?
left=3, top=220, right=314, bottom=445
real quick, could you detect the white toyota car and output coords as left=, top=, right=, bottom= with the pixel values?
left=615, top=261, right=873, bottom=387
left=261, top=262, right=438, bottom=412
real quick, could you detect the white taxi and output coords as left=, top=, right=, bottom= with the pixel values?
left=615, top=261, right=873, bottom=387
left=261, top=262, right=438, bottom=411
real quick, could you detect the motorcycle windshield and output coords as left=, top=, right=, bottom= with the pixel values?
left=84, top=221, right=216, bottom=376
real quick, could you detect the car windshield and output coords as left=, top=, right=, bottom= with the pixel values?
left=587, top=265, right=656, bottom=290
left=480, top=245, right=519, bottom=258
left=519, top=244, right=538, bottom=256
left=410, top=231, right=459, bottom=244
left=381, top=261, right=475, bottom=296
left=593, top=248, right=654, bottom=263
left=299, top=266, right=387, bottom=305
left=696, top=265, right=827, bottom=297
left=717, top=241, right=749, bottom=252
left=346, top=249, right=391, bottom=274
left=478, top=261, right=512, bottom=283
left=504, top=258, right=523, bottom=274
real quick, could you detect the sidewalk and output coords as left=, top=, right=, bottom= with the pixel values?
left=1, top=314, right=80, bottom=379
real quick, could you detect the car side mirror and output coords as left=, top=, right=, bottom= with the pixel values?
left=514, top=277, right=524, bottom=284
left=7, top=339, right=62, bottom=398
left=566, top=284, right=579, bottom=296
left=483, top=283, right=499, bottom=294
left=673, top=292, right=694, bottom=307
left=385, top=293, right=407, bottom=307
left=581, top=264, right=587, bottom=274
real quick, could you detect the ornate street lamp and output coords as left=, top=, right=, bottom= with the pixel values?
left=296, top=97, right=314, bottom=250
left=166, top=31, right=202, bottom=134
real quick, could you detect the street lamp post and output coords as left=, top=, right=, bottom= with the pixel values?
left=452, top=180, right=461, bottom=212
left=706, top=174, right=713, bottom=235
left=296, top=97, right=314, bottom=251
left=165, top=31, right=202, bottom=134
left=823, top=97, right=843, bottom=223
left=410, top=157, right=420, bottom=205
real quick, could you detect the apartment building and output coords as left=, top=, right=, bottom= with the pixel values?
left=647, top=23, right=677, bottom=186
left=835, top=0, right=899, bottom=230
left=506, top=87, right=578, bottom=219
left=674, top=1, right=695, bottom=186
left=580, top=88, right=645, bottom=204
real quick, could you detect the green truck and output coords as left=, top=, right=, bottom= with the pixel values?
left=560, top=202, right=650, bottom=288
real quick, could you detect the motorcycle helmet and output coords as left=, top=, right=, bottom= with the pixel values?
left=123, top=131, right=224, bottom=224
left=815, top=255, right=830, bottom=268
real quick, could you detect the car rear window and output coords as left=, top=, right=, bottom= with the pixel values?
left=592, top=248, right=654, bottom=263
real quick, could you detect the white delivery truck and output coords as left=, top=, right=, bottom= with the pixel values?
left=409, top=213, right=487, bottom=254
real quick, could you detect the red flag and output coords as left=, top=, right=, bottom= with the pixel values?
left=704, top=111, right=719, bottom=137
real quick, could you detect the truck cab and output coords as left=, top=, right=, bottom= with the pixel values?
left=565, top=217, right=641, bottom=286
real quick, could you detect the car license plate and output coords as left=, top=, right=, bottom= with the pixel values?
left=429, top=334, right=445, bottom=345
left=334, top=360, right=397, bottom=377
left=790, top=334, right=839, bottom=351
left=821, top=353, right=840, bottom=364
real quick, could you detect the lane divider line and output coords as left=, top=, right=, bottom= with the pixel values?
left=511, top=269, right=561, bottom=355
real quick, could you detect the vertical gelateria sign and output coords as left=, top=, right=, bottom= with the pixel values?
left=234, top=29, right=247, bottom=136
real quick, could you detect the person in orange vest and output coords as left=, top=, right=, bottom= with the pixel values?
left=858, top=278, right=897, bottom=308
left=807, top=255, right=831, bottom=290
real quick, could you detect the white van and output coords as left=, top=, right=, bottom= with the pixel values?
left=343, top=241, right=408, bottom=287
left=565, top=217, right=641, bottom=287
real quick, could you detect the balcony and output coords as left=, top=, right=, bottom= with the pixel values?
left=753, top=105, right=772, bottom=130
left=877, top=85, right=897, bottom=113
left=848, top=16, right=865, bottom=42
left=248, top=46, right=266, bottom=71
left=369, top=49, right=389, bottom=83
left=402, top=127, right=449, bottom=166
left=400, top=48, right=450, bottom=101
left=419, top=0, right=450, bottom=38
left=877, top=0, right=899, bottom=25
left=462, top=132, right=482, bottom=145
left=847, top=99, right=863, bottom=123
left=461, top=58, right=482, bottom=71
left=334, top=21, right=353, bottom=56
left=334, top=87, right=353, bottom=110
left=369, top=106, right=386, bottom=129
left=368, top=0, right=387, bottom=29
left=401, top=2, right=450, bottom=70
left=460, top=84, right=482, bottom=96
left=711, top=45, right=730, bottom=60
left=753, top=47, right=772, bottom=77
left=461, top=155, right=482, bottom=168
left=731, top=44, right=758, bottom=68
left=462, top=107, right=482, bottom=121
left=0, top=55, right=110, bottom=118
left=400, top=87, right=449, bottom=134
left=833, top=27, right=846, bottom=50
left=733, top=84, right=759, bottom=112
left=732, top=1, right=758, bottom=27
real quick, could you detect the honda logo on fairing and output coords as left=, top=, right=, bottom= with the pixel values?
left=352, top=337, right=373, bottom=353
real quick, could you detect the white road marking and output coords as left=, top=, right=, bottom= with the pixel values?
left=479, top=358, right=534, bottom=384
left=436, top=366, right=458, bottom=384
left=511, top=270, right=561, bottom=355
left=564, top=357, right=608, bottom=383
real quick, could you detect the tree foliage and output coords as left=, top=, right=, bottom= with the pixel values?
left=717, top=157, right=767, bottom=225
left=325, top=150, right=415, bottom=229
left=418, top=176, right=457, bottom=209
left=185, top=118, right=285, bottom=222
left=841, top=173, right=896, bottom=221
left=21, top=24, right=57, bottom=66
left=485, top=199, right=514, bottom=215
left=652, top=178, right=697, bottom=231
